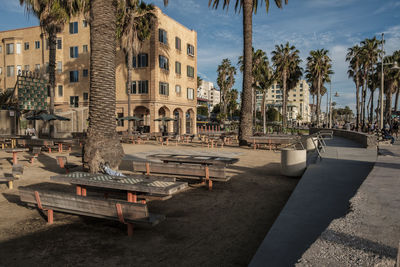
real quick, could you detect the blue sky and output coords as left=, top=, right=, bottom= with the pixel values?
left=1, top=0, right=400, bottom=111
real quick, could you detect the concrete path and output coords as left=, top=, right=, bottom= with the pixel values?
left=250, top=137, right=381, bottom=266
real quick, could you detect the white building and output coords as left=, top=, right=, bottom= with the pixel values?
left=197, top=80, right=220, bottom=111
left=256, top=80, right=310, bottom=123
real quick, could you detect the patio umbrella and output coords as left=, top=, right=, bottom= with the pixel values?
left=116, top=116, right=143, bottom=121
left=154, top=117, right=176, bottom=122
left=26, top=113, right=70, bottom=121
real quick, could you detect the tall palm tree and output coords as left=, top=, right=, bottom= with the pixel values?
left=117, top=0, right=154, bottom=134
left=20, top=0, right=71, bottom=137
left=305, top=49, right=333, bottom=127
left=383, top=54, right=400, bottom=124
left=392, top=50, right=400, bottom=113
left=367, top=68, right=379, bottom=123
left=209, top=0, right=288, bottom=145
left=360, top=37, right=380, bottom=126
left=217, top=58, right=236, bottom=116
left=346, top=45, right=362, bottom=130
left=272, top=42, right=301, bottom=128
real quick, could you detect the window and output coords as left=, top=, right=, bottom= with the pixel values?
left=300, top=83, right=303, bottom=88
left=83, top=44, right=88, bottom=53
left=138, top=80, right=148, bottom=94
left=83, top=69, right=88, bottom=77
left=271, top=85, right=275, bottom=89
left=293, top=94, right=296, bottom=97
left=83, top=20, right=88, bottom=28
left=16, top=65, right=22, bottom=75
left=57, top=38, right=62, bottom=49
left=35, top=41, right=40, bottom=49
left=70, top=46, right=78, bottom=58
left=35, top=64, right=40, bottom=71
left=58, top=85, right=63, bottom=97
left=24, top=42, right=29, bottom=50
left=159, top=82, right=169, bottom=96
left=159, top=55, right=169, bottom=70
left=300, top=89, right=303, bottom=92
left=175, top=85, right=181, bottom=95
left=6, top=44, right=14, bottom=54
left=175, top=37, right=181, bottom=50
left=276, top=84, right=280, bottom=89
left=300, top=94, right=303, bottom=97
left=69, top=70, right=79, bottom=83
left=117, top=113, right=124, bottom=127
left=187, top=65, right=194, bottom=78
left=187, top=44, right=194, bottom=56
left=57, top=61, right=62, bottom=73
left=83, top=92, right=89, bottom=100
left=130, top=81, right=136, bottom=94
left=70, top=96, right=79, bottom=107
left=187, top=88, right=194, bottom=100
left=137, top=53, right=148, bottom=67
left=159, top=29, right=168, bottom=44
left=14, top=43, right=20, bottom=54
left=7, top=66, right=14, bottom=77
left=132, top=55, right=136, bottom=68
left=69, top=22, right=78, bottom=34
left=175, top=61, right=181, bottom=74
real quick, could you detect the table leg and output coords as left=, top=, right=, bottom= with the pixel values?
left=81, top=186, right=87, bottom=196
left=47, top=210, right=54, bottom=224
left=12, top=152, right=18, bottom=165
left=76, top=185, right=82, bottom=195
left=127, top=192, right=136, bottom=203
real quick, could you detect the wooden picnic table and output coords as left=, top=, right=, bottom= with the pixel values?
left=146, top=153, right=239, bottom=166
left=247, top=136, right=299, bottom=150
left=5, top=148, right=29, bottom=165
left=50, top=172, right=188, bottom=198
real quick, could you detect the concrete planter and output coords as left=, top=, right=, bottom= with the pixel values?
left=302, top=136, right=318, bottom=151
left=281, top=148, right=307, bottom=177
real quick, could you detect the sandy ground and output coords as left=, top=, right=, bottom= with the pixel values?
left=0, top=142, right=298, bottom=267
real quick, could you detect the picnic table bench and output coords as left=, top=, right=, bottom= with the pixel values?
left=5, top=148, right=29, bottom=165
left=19, top=183, right=165, bottom=236
left=247, top=136, right=299, bottom=150
left=132, top=154, right=239, bottom=190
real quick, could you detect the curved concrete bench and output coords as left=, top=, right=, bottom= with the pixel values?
left=310, top=128, right=377, bottom=149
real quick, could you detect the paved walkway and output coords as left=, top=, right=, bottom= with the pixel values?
left=249, top=136, right=400, bottom=266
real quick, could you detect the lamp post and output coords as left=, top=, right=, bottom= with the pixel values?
left=380, top=33, right=384, bottom=130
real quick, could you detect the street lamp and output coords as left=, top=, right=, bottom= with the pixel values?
left=329, top=89, right=339, bottom=128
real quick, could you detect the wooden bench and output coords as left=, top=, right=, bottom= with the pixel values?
left=132, top=161, right=229, bottom=190
left=19, top=186, right=165, bottom=236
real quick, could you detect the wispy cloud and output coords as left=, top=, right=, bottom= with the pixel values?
left=0, top=0, right=25, bottom=14
left=373, top=1, right=400, bottom=14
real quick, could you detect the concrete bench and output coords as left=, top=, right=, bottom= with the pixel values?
left=19, top=187, right=165, bottom=236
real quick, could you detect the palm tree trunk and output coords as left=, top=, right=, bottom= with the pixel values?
left=355, top=64, right=360, bottom=131
left=370, top=89, right=374, bottom=123
left=316, top=76, right=321, bottom=127
left=238, top=0, right=253, bottom=145
left=127, top=49, right=132, bottom=134
left=282, top=70, right=287, bottom=129
left=395, top=87, right=399, bottom=112
left=85, top=0, right=124, bottom=173
left=367, top=92, right=372, bottom=122
left=48, top=30, right=57, bottom=137
left=262, top=90, right=266, bottom=134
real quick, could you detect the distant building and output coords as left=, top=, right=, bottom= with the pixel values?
left=256, top=80, right=310, bottom=123
left=197, top=80, right=220, bottom=111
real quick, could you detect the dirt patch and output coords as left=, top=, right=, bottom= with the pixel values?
left=0, top=143, right=298, bottom=266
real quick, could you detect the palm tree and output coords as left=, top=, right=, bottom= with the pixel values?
left=346, top=45, right=362, bottom=130
left=305, top=49, right=333, bottom=127
left=117, top=0, right=154, bottom=134
left=360, top=37, right=380, bottom=126
left=217, top=58, right=236, bottom=116
left=383, top=54, right=400, bottom=124
left=367, top=68, right=379, bottom=122
left=209, top=0, right=288, bottom=145
left=20, top=0, right=71, bottom=137
left=272, top=42, right=301, bottom=128
left=392, top=50, right=400, bottom=113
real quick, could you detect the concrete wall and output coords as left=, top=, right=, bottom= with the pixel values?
left=310, top=128, right=377, bottom=149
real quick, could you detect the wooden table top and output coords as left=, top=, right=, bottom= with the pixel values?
left=5, top=148, right=29, bottom=153
left=147, top=153, right=239, bottom=166
left=51, top=172, right=188, bottom=195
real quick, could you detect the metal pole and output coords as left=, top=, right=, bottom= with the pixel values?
left=380, top=33, right=384, bottom=130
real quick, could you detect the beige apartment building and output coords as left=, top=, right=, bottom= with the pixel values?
left=0, top=7, right=197, bottom=134
left=256, top=80, right=311, bottom=123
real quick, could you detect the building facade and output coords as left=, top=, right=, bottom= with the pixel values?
left=197, top=80, right=220, bottom=112
left=0, top=7, right=197, bottom=134
left=256, top=80, right=310, bottom=123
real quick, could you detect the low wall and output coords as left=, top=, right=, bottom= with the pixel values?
left=310, top=128, right=377, bottom=149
